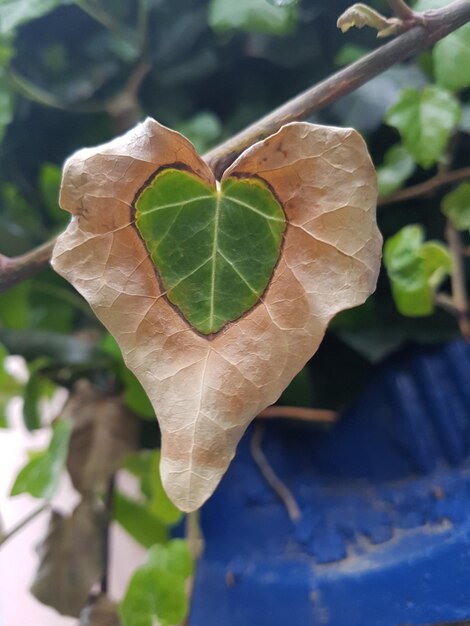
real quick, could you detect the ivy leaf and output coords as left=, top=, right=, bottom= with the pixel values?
left=442, top=182, right=470, bottom=231
left=120, top=540, right=193, bottom=626
left=385, top=86, right=461, bottom=168
left=113, top=491, right=168, bottom=548
left=383, top=225, right=452, bottom=316
left=376, top=144, right=416, bottom=197
left=208, top=0, right=297, bottom=35
left=22, top=358, right=55, bottom=431
left=414, top=0, right=470, bottom=92
left=0, top=343, right=22, bottom=427
left=10, top=419, right=72, bottom=499
left=51, top=118, right=382, bottom=511
left=124, top=450, right=182, bottom=526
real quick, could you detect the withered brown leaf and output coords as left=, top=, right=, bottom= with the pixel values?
left=52, top=119, right=382, bottom=511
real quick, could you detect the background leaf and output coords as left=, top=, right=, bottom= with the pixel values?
left=442, top=182, right=470, bottom=231
left=208, top=0, right=297, bottom=35
left=119, top=540, right=193, bottom=626
left=377, top=144, right=416, bottom=197
left=385, top=85, right=461, bottom=168
left=10, top=419, right=72, bottom=498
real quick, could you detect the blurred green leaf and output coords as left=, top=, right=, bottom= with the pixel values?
left=0, top=0, right=68, bottom=35
left=123, top=450, right=182, bottom=526
left=176, top=111, right=222, bottom=153
left=0, top=281, right=30, bottom=329
left=377, top=144, right=416, bottom=197
left=120, top=540, right=193, bottom=626
left=39, top=163, right=63, bottom=221
left=434, top=24, right=470, bottom=92
left=279, top=367, right=312, bottom=408
left=442, top=182, right=470, bottom=231
left=0, top=342, right=22, bottom=427
left=23, top=358, right=55, bottom=431
left=383, top=225, right=452, bottom=316
left=113, top=491, right=168, bottom=548
left=10, top=419, right=72, bottom=498
left=385, top=86, right=461, bottom=168
left=209, top=0, right=297, bottom=35
left=334, top=43, right=368, bottom=67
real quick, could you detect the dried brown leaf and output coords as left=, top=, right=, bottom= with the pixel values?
left=52, top=119, right=382, bottom=511
left=31, top=498, right=105, bottom=617
left=65, top=381, right=139, bottom=495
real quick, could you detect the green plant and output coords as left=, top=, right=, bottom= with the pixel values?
left=0, top=0, right=469, bottom=623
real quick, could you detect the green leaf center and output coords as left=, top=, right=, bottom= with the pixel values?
left=135, top=168, right=286, bottom=335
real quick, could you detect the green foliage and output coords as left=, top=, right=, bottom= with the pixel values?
left=385, top=86, right=461, bottom=168
left=23, top=359, right=55, bottom=431
left=384, top=225, right=452, bottom=316
left=208, top=0, right=297, bottom=35
left=10, top=419, right=72, bottom=498
left=176, top=111, right=222, bottom=153
left=135, top=168, right=286, bottom=334
left=376, top=144, right=416, bottom=197
left=113, top=492, right=169, bottom=548
left=434, top=24, right=470, bottom=92
left=123, top=450, right=182, bottom=526
left=120, top=540, right=193, bottom=626
left=442, top=183, right=470, bottom=231
left=0, top=343, right=22, bottom=427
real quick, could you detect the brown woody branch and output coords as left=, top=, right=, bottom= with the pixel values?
left=378, top=166, right=470, bottom=206
left=1, top=0, right=469, bottom=294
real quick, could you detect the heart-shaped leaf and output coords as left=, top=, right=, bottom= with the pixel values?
left=135, top=168, right=285, bottom=334
left=52, top=119, right=382, bottom=511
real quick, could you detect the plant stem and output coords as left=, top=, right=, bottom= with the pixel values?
left=378, top=166, right=470, bottom=206
left=388, top=0, right=417, bottom=20
left=250, top=423, right=301, bottom=522
left=257, top=405, right=337, bottom=423
left=0, top=503, right=49, bottom=548
left=446, top=222, right=470, bottom=341
left=1, top=0, right=469, bottom=291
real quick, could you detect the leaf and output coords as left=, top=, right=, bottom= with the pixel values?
left=414, top=0, right=470, bottom=92
left=136, top=167, right=286, bottom=334
left=0, top=0, right=67, bottom=35
left=175, top=112, right=222, bottom=154
left=442, top=182, right=470, bottom=231
left=39, top=162, right=63, bottom=221
left=65, top=381, right=139, bottom=495
left=208, top=0, right=297, bottom=35
left=383, top=225, right=452, bottom=316
left=0, top=342, right=22, bottom=427
left=120, top=540, right=193, bottom=626
left=123, top=450, right=183, bottom=526
left=31, top=498, right=105, bottom=617
left=113, top=491, right=168, bottom=548
left=22, top=358, right=54, bottom=431
left=79, top=595, right=122, bottom=626
left=376, top=144, right=416, bottom=197
left=385, top=86, right=461, bottom=168
left=10, top=419, right=72, bottom=498
left=337, top=4, right=401, bottom=38
left=51, top=118, right=382, bottom=510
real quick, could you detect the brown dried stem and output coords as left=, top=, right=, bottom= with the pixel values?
left=1, top=0, right=469, bottom=292
left=446, top=222, right=470, bottom=341
left=250, top=423, right=301, bottom=522
left=257, top=405, right=337, bottom=424
left=378, top=166, right=470, bottom=206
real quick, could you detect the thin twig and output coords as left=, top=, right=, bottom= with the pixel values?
left=257, top=405, right=337, bottom=424
left=388, top=0, right=417, bottom=21
left=0, top=503, right=49, bottom=548
left=446, top=222, right=470, bottom=341
left=182, top=510, right=204, bottom=626
left=100, top=476, right=115, bottom=595
left=250, top=423, right=301, bottom=522
left=0, top=238, right=57, bottom=294
left=1, top=0, right=469, bottom=292
left=379, top=167, right=470, bottom=206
